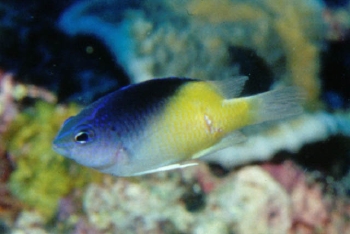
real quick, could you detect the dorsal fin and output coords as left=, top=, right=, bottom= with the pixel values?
left=209, top=76, right=248, bottom=99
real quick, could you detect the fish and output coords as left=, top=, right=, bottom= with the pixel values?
left=53, top=76, right=303, bottom=177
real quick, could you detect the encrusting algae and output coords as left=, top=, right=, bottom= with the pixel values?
left=2, top=101, right=103, bottom=219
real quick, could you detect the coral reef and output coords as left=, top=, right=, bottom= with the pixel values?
left=0, top=72, right=18, bottom=134
left=0, top=151, right=22, bottom=227
left=2, top=0, right=350, bottom=233
left=0, top=71, right=57, bottom=132
left=59, top=0, right=325, bottom=104
left=7, top=162, right=350, bottom=233
left=3, top=101, right=103, bottom=219
left=51, top=163, right=346, bottom=233
left=0, top=71, right=59, bottom=225
left=11, top=211, right=48, bottom=234
left=187, top=0, right=324, bottom=102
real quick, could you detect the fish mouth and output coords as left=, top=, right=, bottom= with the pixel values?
left=52, top=133, right=72, bottom=157
left=52, top=142, right=71, bottom=158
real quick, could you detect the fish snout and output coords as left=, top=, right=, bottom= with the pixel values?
left=52, top=138, right=71, bottom=157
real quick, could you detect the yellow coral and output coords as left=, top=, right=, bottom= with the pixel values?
left=3, top=101, right=102, bottom=219
left=187, top=0, right=266, bottom=23
left=273, top=2, right=321, bottom=103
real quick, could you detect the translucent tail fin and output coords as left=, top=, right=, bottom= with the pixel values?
left=248, top=87, right=304, bottom=125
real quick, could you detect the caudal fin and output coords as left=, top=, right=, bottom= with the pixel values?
left=248, top=87, right=304, bottom=125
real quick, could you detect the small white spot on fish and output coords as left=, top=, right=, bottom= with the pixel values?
left=204, top=114, right=222, bottom=134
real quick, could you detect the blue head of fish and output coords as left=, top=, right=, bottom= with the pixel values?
left=52, top=108, right=129, bottom=173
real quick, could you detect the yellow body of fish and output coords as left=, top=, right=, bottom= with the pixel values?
left=53, top=77, right=302, bottom=176
left=145, top=82, right=250, bottom=161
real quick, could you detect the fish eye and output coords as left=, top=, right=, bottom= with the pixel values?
left=74, top=126, right=95, bottom=144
